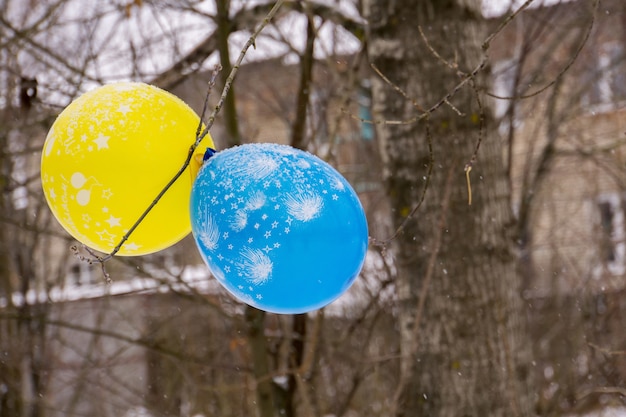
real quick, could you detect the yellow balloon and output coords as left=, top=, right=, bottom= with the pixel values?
left=41, top=82, right=214, bottom=256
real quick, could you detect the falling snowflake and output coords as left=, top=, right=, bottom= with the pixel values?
left=284, top=190, right=324, bottom=222
left=230, top=210, right=248, bottom=232
left=198, top=209, right=219, bottom=250
left=237, top=247, right=273, bottom=285
left=246, top=190, right=267, bottom=211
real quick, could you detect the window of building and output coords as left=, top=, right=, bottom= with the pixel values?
left=582, top=41, right=626, bottom=110
left=596, top=193, right=626, bottom=276
left=68, top=262, right=95, bottom=286
left=491, top=58, right=524, bottom=135
left=492, top=58, right=519, bottom=119
left=358, top=80, right=374, bottom=141
left=308, top=88, right=330, bottom=144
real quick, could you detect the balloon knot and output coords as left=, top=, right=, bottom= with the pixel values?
left=203, top=147, right=217, bottom=162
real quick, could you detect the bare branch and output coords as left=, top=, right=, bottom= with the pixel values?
left=75, top=0, right=286, bottom=275
left=486, top=0, right=599, bottom=100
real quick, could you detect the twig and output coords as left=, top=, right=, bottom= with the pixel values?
left=418, top=25, right=457, bottom=72
left=482, top=0, right=536, bottom=50
left=76, top=1, right=286, bottom=278
left=389, top=160, right=455, bottom=417
left=464, top=77, right=486, bottom=206
left=367, top=61, right=436, bottom=251
left=197, top=0, right=286, bottom=144
left=588, top=342, right=626, bottom=356
left=321, top=45, right=367, bottom=162
left=104, top=65, right=222, bottom=261
left=412, top=162, right=455, bottom=348
left=444, top=98, right=465, bottom=116
left=71, top=244, right=111, bottom=283
left=577, top=386, right=626, bottom=401
left=197, top=64, right=222, bottom=139
left=362, top=0, right=577, bottom=234
left=344, top=57, right=487, bottom=127
left=369, top=63, right=425, bottom=113
left=465, top=165, right=473, bottom=206
left=370, top=116, right=434, bottom=250
left=120, top=0, right=284, bottom=255
left=486, top=0, right=599, bottom=101
left=345, top=0, right=574, bottom=128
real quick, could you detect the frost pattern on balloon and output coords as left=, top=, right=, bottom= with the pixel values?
left=199, top=209, right=219, bottom=250
left=191, top=143, right=364, bottom=305
left=232, top=154, right=278, bottom=180
left=331, top=177, right=345, bottom=191
left=246, top=191, right=266, bottom=211
left=230, top=210, right=248, bottom=232
left=190, top=142, right=370, bottom=314
left=238, top=247, right=273, bottom=285
left=284, top=191, right=324, bottom=222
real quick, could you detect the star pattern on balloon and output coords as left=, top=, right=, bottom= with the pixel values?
left=190, top=143, right=369, bottom=314
left=41, top=82, right=214, bottom=256
left=195, top=148, right=345, bottom=288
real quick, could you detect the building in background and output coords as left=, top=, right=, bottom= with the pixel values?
left=1, top=0, right=625, bottom=415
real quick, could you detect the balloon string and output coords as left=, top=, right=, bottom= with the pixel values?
left=93, top=0, right=285, bottom=267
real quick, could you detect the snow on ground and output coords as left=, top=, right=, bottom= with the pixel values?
left=1, top=264, right=219, bottom=308
left=568, top=407, right=626, bottom=417
left=1, top=249, right=394, bottom=317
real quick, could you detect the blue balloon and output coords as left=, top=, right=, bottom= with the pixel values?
left=190, top=143, right=368, bottom=314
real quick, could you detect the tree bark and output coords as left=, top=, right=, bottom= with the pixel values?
left=364, top=1, right=534, bottom=416
left=290, top=12, right=316, bottom=151
left=0, top=126, right=24, bottom=417
left=245, top=306, right=275, bottom=417
left=216, top=0, right=242, bottom=147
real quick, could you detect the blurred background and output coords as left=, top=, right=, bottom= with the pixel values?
left=0, top=0, right=625, bottom=416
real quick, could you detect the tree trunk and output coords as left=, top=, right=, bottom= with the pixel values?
left=0, top=124, right=25, bottom=417
left=245, top=306, right=275, bottom=417
left=216, top=0, right=242, bottom=147
left=364, top=1, right=534, bottom=416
